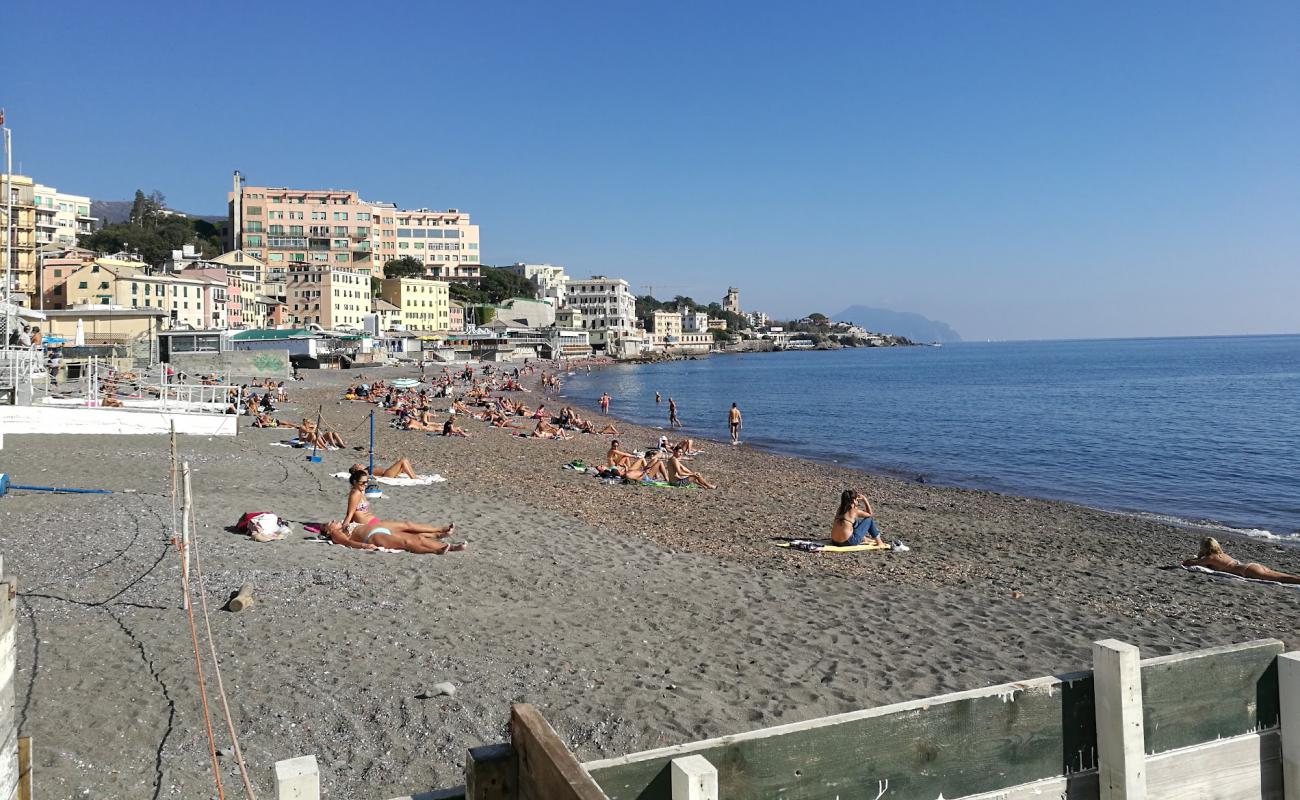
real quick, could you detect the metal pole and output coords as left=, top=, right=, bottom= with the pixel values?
left=4, top=124, right=12, bottom=307
left=368, top=409, right=375, bottom=475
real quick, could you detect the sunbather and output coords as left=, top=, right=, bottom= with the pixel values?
left=350, top=459, right=418, bottom=480
left=1182, top=537, right=1300, bottom=584
left=442, top=416, right=471, bottom=437
left=343, top=470, right=456, bottom=536
left=605, top=440, right=638, bottom=469
left=831, top=489, right=883, bottom=546
left=663, top=445, right=717, bottom=489
left=321, top=519, right=466, bottom=554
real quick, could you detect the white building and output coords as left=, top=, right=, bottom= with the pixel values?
left=566, top=276, right=638, bottom=351
left=682, top=309, right=711, bottom=333
left=32, top=184, right=95, bottom=248
left=504, top=262, right=568, bottom=306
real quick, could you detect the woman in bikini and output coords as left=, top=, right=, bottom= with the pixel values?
left=349, top=459, right=418, bottom=480
left=1182, top=537, right=1300, bottom=584
left=321, top=519, right=466, bottom=554
left=831, top=489, right=884, bottom=546
left=343, top=470, right=455, bottom=537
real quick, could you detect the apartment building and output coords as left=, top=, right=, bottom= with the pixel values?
left=285, top=265, right=370, bottom=329
left=566, top=276, right=638, bottom=351
left=374, top=206, right=480, bottom=274
left=58, top=260, right=223, bottom=329
left=449, top=301, right=465, bottom=333
left=228, top=180, right=378, bottom=276
left=379, top=277, right=451, bottom=332
left=3, top=174, right=97, bottom=302
left=504, top=262, right=568, bottom=306
left=33, top=184, right=94, bottom=247
left=649, top=310, right=683, bottom=343
left=682, top=309, right=711, bottom=333
left=227, top=175, right=482, bottom=279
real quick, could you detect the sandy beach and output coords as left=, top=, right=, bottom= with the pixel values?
left=3, top=364, right=1297, bottom=798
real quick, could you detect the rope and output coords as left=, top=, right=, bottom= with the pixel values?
left=177, top=532, right=226, bottom=800
left=188, top=502, right=258, bottom=799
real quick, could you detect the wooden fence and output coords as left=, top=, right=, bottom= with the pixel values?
left=383, top=637, right=1300, bottom=800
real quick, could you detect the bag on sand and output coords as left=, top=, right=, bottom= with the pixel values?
left=234, top=511, right=291, bottom=542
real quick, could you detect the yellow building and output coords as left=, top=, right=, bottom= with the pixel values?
left=59, top=260, right=223, bottom=329
left=285, top=265, right=369, bottom=329
left=3, top=174, right=97, bottom=303
left=379, top=277, right=450, bottom=332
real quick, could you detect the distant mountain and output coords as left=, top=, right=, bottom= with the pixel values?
left=834, top=305, right=962, bottom=343
left=91, top=199, right=225, bottom=226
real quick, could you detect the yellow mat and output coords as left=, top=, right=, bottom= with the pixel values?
left=776, top=541, right=891, bottom=553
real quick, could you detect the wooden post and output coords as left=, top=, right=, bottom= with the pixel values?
left=274, top=754, right=320, bottom=800
left=180, top=462, right=191, bottom=610
left=1279, top=651, right=1300, bottom=800
left=670, top=755, right=718, bottom=800
left=227, top=583, right=255, bottom=613
left=1093, top=639, right=1147, bottom=800
left=466, top=742, right=516, bottom=800
left=16, top=736, right=30, bottom=800
left=510, top=704, right=609, bottom=800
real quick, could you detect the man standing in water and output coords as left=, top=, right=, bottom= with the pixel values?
left=599, top=392, right=611, bottom=415
left=655, top=391, right=661, bottom=405
left=668, top=397, right=683, bottom=429
left=728, top=402, right=743, bottom=444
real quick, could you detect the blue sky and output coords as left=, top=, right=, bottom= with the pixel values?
left=4, top=0, right=1298, bottom=340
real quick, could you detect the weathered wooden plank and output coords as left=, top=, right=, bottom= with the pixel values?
left=15, top=737, right=29, bottom=800
left=511, top=704, right=608, bottom=800
left=1279, top=652, right=1300, bottom=800
left=953, top=730, right=1282, bottom=800
left=0, top=732, right=17, bottom=800
left=1146, top=730, right=1281, bottom=800
left=1139, top=639, right=1283, bottom=755
left=466, top=742, right=515, bottom=800
left=586, top=672, right=1098, bottom=800
left=1094, top=639, right=1146, bottom=800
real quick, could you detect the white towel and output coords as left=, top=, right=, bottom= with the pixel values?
left=1178, top=563, right=1300, bottom=588
left=331, top=472, right=446, bottom=486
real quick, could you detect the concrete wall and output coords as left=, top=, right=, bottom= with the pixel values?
left=169, top=349, right=291, bottom=379
left=0, top=405, right=236, bottom=436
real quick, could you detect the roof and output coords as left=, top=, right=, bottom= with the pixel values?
left=44, top=307, right=168, bottom=319
left=373, top=298, right=400, bottom=312
left=231, top=328, right=317, bottom=340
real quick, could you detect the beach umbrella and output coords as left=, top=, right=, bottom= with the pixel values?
left=74, top=319, right=85, bottom=347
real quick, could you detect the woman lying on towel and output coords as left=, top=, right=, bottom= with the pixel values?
left=343, top=469, right=455, bottom=537
left=1182, top=537, right=1300, bottom=584
left=350, top=459, right=418, bottom=480
left=831, top=490, right=884, bottom=547
left=321, top=519, right=466, bottom=554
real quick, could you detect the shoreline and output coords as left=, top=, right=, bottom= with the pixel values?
left=3, top=363, right=1297, bottom=798
left=559, top=356, right=1297, bottom=542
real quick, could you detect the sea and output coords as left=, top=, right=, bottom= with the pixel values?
left=560, top=335, right=1300, bottom=540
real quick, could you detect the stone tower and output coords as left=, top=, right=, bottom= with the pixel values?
left=723, top=287, right=740, bottom=314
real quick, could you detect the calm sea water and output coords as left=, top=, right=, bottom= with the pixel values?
left=561, top=336, right=1300, bottom=538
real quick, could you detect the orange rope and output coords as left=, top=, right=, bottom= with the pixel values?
left=188, top=503, right=257, bottom=799
left=177, top=536, right=226, bottom=800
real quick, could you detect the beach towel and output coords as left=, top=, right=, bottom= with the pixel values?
left=776, top=539, right=892, bottom=553
left=330, top=472, right=446, bottom=486
left=270, top=439, right=338, bottom=450
left=1177, top=564, right=1300, bottom=588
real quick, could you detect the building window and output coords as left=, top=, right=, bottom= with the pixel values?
left=78, top=281, right=88, bottom=289
left=247, top=206, right=262, bottom=215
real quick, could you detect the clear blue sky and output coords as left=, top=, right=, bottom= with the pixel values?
left=4, top=0, right=1298, bottom=340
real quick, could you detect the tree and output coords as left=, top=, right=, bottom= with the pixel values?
left=808, top=312, right=828, bottom=322
left=384, top=256, right=425, bottom=279
left=477, top=267, right=537, bottom=304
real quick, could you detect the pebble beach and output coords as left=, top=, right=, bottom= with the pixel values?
left=3, top=364, right=1297, bottom=798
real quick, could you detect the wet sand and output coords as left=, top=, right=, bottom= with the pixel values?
left=3, top=365, right=1296, bottom=798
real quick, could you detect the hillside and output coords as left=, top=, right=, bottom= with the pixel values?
left=834, top=305, right=962, bottom=342
left=91, top=199, right=225, bottom=226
